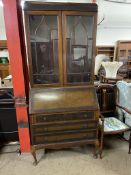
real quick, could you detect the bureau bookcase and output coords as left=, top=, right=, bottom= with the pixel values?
left=24, top=2, right=99, bottom=164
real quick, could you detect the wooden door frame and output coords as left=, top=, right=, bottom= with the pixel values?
left=24, top=10, right=63, bottom=88
left=62, top=11, right=97, bottom=86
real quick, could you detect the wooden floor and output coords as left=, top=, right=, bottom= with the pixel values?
left=0, top=136, right=131, bottom=175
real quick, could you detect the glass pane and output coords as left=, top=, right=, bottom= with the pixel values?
left=66, top=15, right=94, bottom=83
left=29, top=15, right=59, bottom=85
left=119, top=50, right=126, bottom=59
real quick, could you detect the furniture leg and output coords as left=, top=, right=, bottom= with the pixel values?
left=100, top=129, right=104, bottom=159
left=93, top=140, right=99, bottom=158
left=128, top=131, right=131, bottom=154
left=31, top=146, right=38, bottom=165
left=16, top=148, right=21, bottom=156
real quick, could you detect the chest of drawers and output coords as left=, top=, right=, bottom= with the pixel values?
left=29, top=87, right=99, bottom=164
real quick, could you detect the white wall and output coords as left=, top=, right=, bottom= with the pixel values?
left=97, top=28, right=131, bottom=46
left=96, top=0, right=131, bottom=45
left=0, top=0, right=91, bottom=40
left=0, top=5, right=6, bottom=40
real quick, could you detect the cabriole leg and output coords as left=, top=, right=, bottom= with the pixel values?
left=128, top=131, right=131, bottom=154
left=31, top=146, right=37, bottom=165
left=93, top=140, right=99, bottom=158
left=100, top=129, right=104, bottom=159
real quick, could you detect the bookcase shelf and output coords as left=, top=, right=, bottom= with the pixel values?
left=96, top=45, right=115, bottom=61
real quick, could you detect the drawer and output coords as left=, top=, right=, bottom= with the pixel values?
left=32, top=130, right=96, bottom=145
left=31, top=112, right=94, bottom=124
left=31, top=120, right=97, bottom=134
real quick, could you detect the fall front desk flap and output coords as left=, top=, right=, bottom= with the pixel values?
left=29, top=86, right=99, bottom=114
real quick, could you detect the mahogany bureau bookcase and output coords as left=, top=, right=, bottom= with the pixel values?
left=24, top=1, right=99, bottom=164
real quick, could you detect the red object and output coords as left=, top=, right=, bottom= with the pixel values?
left=3, top=0, right=30, bottom=152
left=92, top=0, right=96, bottom=3
left=18, top=128, right=30, bottom=152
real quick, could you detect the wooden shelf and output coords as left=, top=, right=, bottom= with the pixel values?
left=0, top=63, right=11, bottom=79
left=96, top=45, right=115, bottom=61
left=98, top=50, right=114, bottom=52
left=0, top=41, right=10, bottom=79
left=114, top=40, right=131, bottom=78
left=0, top=40, right=7, bottom=49
left=116, top=40, right=131, bottom=60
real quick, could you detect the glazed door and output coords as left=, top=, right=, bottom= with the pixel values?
left=26, top=11, right=63, bottom=87
left=62, top=12, right=96, bottom=85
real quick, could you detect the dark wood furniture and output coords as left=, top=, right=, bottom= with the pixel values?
left=96, top=84, right=116, bottom=114
left=115, top=40, right=131, bottom=78
left=100, top=75, right=123, bottom=84
left=99, top=106, right=131, bottom=159
left=116, top=40, right=131, bottom=62
left=96, top=45, right=114, bottom=61
left=24, top=2, right=99, bottom=164
left=0, top=63, right=10, bottom=79
left=97, top=84, right=131, bottom=158
left=30, top=87, right=99, bottom=164
left=0, top=40, right=7, bottom=48
left=0, top=40, right=10, bottom=79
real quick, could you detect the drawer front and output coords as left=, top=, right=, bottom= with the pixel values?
left=32, top=120, right=97, bottom=134
left=31, top=112, right=94, bottom=124
left=32, top=130, right=96, bottom=145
